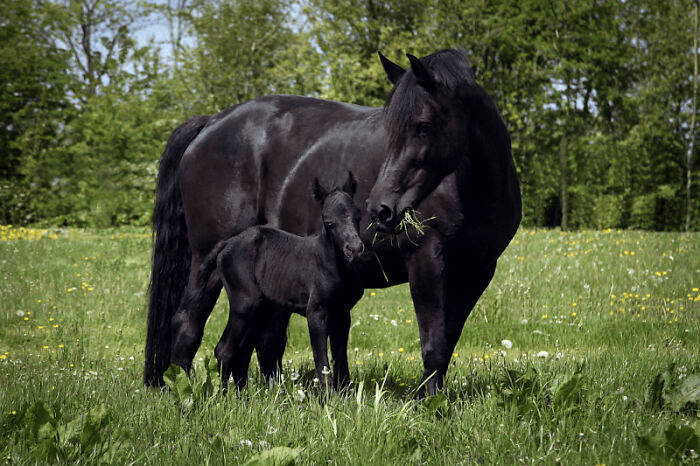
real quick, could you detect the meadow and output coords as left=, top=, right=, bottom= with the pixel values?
left=1, top=225, right=698, bottom=465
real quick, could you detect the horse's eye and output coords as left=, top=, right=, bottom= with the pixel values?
left=415, top=122, right=432, bottom=138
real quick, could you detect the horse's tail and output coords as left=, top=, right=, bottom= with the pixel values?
left=144, top=115, right=209, bottom=387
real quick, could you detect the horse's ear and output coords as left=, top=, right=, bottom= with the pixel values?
left=407, top=54, right=436, bottom=92
left=312, top=178, right=328, bottom=202
left=379, top=51, right=406, bottom=85
left=342, top=172, right=357, bottom=198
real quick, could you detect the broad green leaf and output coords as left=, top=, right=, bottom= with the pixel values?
left=242, top=446, right=301, bottom=466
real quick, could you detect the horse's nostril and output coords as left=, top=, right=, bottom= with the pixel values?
left=377, top=205, right=393, bottom=224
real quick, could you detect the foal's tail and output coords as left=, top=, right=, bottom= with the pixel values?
left=189, top=240, right=228, bottom=308
left=144, top=115, right=209, bottom=387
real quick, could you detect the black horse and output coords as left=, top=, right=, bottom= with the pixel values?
left=191, top=174, right=364, bottom=391
left=144, top=48, right=521, bottom=397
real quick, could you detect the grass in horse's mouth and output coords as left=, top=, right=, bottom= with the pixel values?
left=396, top=209, right=435, bottom=239
left=368, top=209, right=436, bottom=282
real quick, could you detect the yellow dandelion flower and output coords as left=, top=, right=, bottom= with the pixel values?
left=398, top=347, right=404, bottom=353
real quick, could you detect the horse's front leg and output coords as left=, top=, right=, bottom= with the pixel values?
left=407, top=239, right=497, bottom=398
left=306, top=301, right=333, bottom=392
left=405, top=237, right=459, bottom=398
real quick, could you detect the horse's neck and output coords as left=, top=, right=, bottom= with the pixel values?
left=463, top=101, right=515, bottom=204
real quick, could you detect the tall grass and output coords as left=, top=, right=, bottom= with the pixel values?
left=1, top=226, right=698, bottom=464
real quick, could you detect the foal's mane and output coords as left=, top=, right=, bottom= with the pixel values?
left=384, top=49, right=477, bottom=152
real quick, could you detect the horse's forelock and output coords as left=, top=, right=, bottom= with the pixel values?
left=384, top=49, right=475, bottom=152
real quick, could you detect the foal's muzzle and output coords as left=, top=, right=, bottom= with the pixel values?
left=344, top=240, right=365, bottom=264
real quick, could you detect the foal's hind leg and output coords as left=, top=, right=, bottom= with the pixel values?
left=255, top=310, right=292, bottom=384
left=216, top=298, right=275, bottom=391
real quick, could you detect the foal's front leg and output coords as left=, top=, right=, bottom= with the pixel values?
left=306, top=301, right=333, bottom=391
left=328, top=306, right=352, bottom=390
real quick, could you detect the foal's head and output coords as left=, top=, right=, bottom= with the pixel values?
left=312, top=173, right=365, bottom=264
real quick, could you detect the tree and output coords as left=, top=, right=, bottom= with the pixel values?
left=169, top=0, right=322, bottom=114
left=307, top=0, right=433, bottom=106
left=0, top=0, right=72, bottom=223
left=48, top=0, right=158, bottom=100
left=687, top=1, right=699, bottom=231
left=13, top=0, right=174, bottom=226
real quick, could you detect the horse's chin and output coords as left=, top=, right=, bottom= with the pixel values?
left=371, top=221, right=395, bottom=234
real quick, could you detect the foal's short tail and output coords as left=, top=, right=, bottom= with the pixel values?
left=144, top=115, right=209, bottom=387
left=189, top=240, right=228, bottom=306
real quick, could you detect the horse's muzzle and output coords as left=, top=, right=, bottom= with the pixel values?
left=367, top=201, right=400, bottom=233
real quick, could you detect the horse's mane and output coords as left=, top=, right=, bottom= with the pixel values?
left=384, top=49, right=476, bottom=152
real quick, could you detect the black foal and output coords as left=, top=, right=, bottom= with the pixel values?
left=196, top=173, right=364, bottom=391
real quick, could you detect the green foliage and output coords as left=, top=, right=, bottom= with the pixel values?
left=3, top=400, right=125, bottom=463
left=242, top=446, right=301, bottom=466
left=638, top=423, right=700, bottom=464
left=174, top=0, right=322, bottom=113
left=164, top=356, right=221, bottom=410
left=648, top=365, right=700, bottom=414
left=1, top=0, right=699, bottom=229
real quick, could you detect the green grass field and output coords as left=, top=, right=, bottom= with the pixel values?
left=1, top=226, right=699, bottom=464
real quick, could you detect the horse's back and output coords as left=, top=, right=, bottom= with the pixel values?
left=178, top=96, right=386, bottom=254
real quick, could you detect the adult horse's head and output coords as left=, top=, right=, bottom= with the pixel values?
left=367, top=49, right=477, bottom=232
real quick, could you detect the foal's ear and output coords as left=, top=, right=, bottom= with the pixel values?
left=312, top=177, right=328, bottom=202
left=407, top=54, right=436, bottom=92
left=342, top=172, right=357, bottom=197
left=379, top=51, right=406, bottom=85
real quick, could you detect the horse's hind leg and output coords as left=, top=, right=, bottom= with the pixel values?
left=170, top=257, right=222, bottom=374
left=255, top=310, right=291, bottom=384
